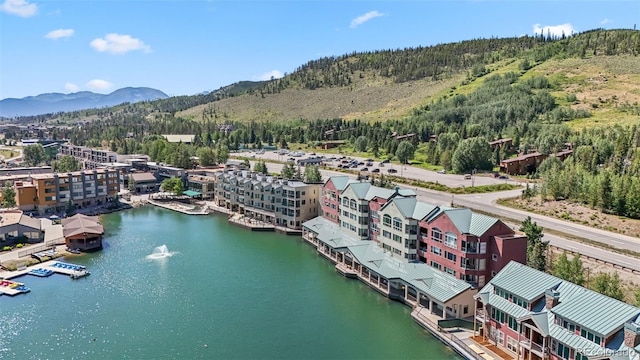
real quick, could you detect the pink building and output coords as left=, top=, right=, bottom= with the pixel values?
left=417, top=208, right=526, bottom=288
left=320, top=176, right=357, bottom=224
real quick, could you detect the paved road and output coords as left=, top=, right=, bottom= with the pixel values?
left=240, top=152, right=640, bottom=272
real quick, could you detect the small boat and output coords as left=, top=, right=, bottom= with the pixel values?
left=66, top=248, right=81, bottom=254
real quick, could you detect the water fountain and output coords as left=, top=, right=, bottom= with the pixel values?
left=146, top=245, right=175, bottom=260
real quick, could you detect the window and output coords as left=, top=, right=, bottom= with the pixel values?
left=508, top=316, right=518, bottom=331
left=342, top=197, right=349, bottom=206
left=392, top=217, right=403, bottom=231
left=382, top=230, right=391, bottom=239
left=430, top=246, right=442, bottom=256
left=431, top=228, right=442, bottom=242
left=392, top=234, right=402, bottom=243
left=445, top=251, right=457, bottom=262
left=393, top=248, right=402, bottom=255
left=430, top=261, right=441, bottom=270
left=555, top=342, right=570, bottom=360
left=491, top=308, right=506, bottom=323
left=383, top=214, right=391, bottom=227
left=444, top=267, right=456, bottom=276
left=463, top=306, right=469, bottom=315
left=507, top=337, right=518, bottom=353
left=492, top=254, right=498, bottom=261
left=349, top=199, right=356, bottom=210
left=444, top=232, right=457, bottom=249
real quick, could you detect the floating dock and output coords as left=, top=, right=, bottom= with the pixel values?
left=0, top=279, right=30, bottom=296
left=46, top=261, right=90, bottom=279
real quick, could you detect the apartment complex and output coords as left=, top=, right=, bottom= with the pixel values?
left=58, top=144, right=118, bottom=169
left=310, top=176, right=526, bottom=288
left=212, top=169, right=320, bottom=230
left=475, top=261, right=640, bottom=360
left=302, top=216, right=477, bottom=320
left=12, top=169, right=119, bottom=215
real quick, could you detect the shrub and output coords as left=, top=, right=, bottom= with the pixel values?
left=3, top=246, right=11, bottom=251
left=15, top=243, right=23, bottom=248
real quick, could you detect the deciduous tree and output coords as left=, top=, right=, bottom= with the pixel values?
left=395, top=140, right=415, bottom=164
left=590, top=272, right=624, bottom=301
left=23, top=144, right=47, bottom=167
left=451, top=137, right=492, bottom=173
left=304, top=165, right=322, bottom=183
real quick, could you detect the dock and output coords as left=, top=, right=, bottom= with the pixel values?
left=0, top=279, right=30, bottom=296
left=228, top=214, right=276, bottom=231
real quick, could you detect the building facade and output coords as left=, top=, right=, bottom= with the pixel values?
left=58, top=144, right=118, bottom=169
left=212, top=169, right=320, bottom=230
left=475, top=261, right=640, bottom=360
left=418, top=208, right=527, bottom=288
left=13, top=169, right=120, bottom=215
left=313, top=176, right=527, bottom=289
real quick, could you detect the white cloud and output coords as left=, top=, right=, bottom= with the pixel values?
left=86, top=79, right=114, bottom=91
left=532, top=23, right=576, bottom=38
left=45, top=28, right=74, bottom=40
left=90, top=33, right=151, bottom=54
left=350, top=10, right=384, bottom=29
left=258, top=70, right=284, bottom=81
left=600, top=18, right=611, bottom=25
left=64, top=83, right=80, bottom=92
left=1, top=0, right=37, bottom=17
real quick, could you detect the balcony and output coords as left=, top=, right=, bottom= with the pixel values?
left=519, top=339, right=545, bottom=356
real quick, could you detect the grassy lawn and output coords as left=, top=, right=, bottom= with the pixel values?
left=0, top=149, right=18, bottom=159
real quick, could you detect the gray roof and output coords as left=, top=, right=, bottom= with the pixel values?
left=519, top=312, right=550, bottom=336
left=348, top=243, right=472, bottom=303
left=437, top=208, right=500, bottom=236
left=480, top=261, right=640, bottom=339
left=381, top=197, right=439, bottom=221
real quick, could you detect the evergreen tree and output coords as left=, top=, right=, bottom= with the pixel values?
left=281, top=162, right=296, bottom=179
left=552, top=252, right=585, bottom=286
left=520, top=217, right=548, bottom=271
left=1, top=182, right=16, bottom=208
left=304, top=165, right=323, bottom=183
left=590, top=272, right=624, bottom=301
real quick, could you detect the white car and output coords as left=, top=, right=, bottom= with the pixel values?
left=437, top=169, right=446, bottom=174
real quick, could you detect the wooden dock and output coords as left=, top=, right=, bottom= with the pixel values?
left=228, top=215, right=275, bottom=231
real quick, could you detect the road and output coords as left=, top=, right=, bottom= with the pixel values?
left=239, top=150, right=640, bottom=271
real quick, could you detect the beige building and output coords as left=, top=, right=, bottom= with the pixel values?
left=11, top=169, right=119, bottom=215
left=213, top=170, right=320, bottom=230
left=57, top=144, right=118, bottom=169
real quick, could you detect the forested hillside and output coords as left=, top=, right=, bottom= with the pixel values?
left=4, top=29, right=640, bottom=218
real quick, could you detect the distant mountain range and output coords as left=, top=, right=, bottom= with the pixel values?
left=0, top=87, right=169, bottom=118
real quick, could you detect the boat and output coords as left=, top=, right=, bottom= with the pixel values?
left=66, top=248, right=81, bottom=254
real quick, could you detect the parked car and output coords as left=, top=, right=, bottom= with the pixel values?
left=499, top=175, right=509, bottom=180
left=464, top=174, right=472, bottom=179
left=361, top=168, right=369, bottom=172
left=388, top=169, right=398, bottom=174
left=371, top=168, right=380, bottom=173
left=437, top=169, right=446, bottom=174
left=381, top=159, right=390, bottom=164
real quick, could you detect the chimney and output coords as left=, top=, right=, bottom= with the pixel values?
left=624, top=321, right=640, bottom=348
left=545, top=289, right=560, bottom=309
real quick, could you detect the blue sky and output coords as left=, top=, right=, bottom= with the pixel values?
left=1, top=0, right=639, bottom=99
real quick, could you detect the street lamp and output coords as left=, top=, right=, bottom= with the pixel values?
left=471, top=168, right=477, bottom=187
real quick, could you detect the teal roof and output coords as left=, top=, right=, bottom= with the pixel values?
left=438, top=208, right=500, bottom=236
left=519, top=312, right=550, bottom=336
left=480, top=261, right=640, bottom=341
left=487, top=261, right=561, bottom=302
left=381, top=197, right=439, bottom=220
left=348, top=243, right=472, bottom=303
left=302, top=217, right=366, bottom=249
left=552, top=283, right=640, bottom=337
left=182, top=190, right=201, bottom=197
left=327, top=176, right=358, bottom=192
left=347, top=182, right=372, bottom=200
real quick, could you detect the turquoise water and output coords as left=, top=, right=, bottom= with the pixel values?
left=0, top=207, right=462, bottom=360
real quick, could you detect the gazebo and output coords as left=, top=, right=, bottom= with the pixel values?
left=61, top=214, right=104, bottom=252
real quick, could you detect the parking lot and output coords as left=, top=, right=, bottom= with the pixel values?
left=236, top=150, right=515, bottom=188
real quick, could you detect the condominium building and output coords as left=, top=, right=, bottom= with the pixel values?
left=12, top=169, right=120, bottom=215
left=58, top=144, right=118, bottom=169
left=213, top=169, right=320, bottom=230
left=338, top=182, right=415, bottom=240
left=312, top=175, right=527, bottom=289
left=475, top=261, right=640, bottom=360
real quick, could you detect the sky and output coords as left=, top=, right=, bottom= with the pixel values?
left=1, top=0, right=639, bottom=100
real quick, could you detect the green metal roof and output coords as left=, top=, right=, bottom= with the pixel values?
left=348, top=243, right=472, bottom=303
left=552, top=284, right=640, bottom=337
left=549, top=321, right=603, bottom=357
left=182, top=190, right=201, bottom=197
left=481, top=261, right=640, bottom=340
left=488, top=261, right=562, bottom=302
left=438, top=208, right=500, bottom=236
left=486, top=290, right=530, bottom=319
left=381, top=197, right=439, bottom=221
left=346, top=182, right=372, bottom=200
left=302, top=217, right=366, bottom=249
left=327, top=176, right=358, bottom=192
left=519, top=312, right=550, bottom=336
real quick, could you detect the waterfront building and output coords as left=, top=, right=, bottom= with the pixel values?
left=128, top=172, right=159, bottom=193
left=474, top=261, right=640, bottom=360
left=320, top=176, right=359, bottom=224
left=186, top=173, right=216, bottom=199
left=0, top=209, right=44, bottom=242
left=61, top=213, right=104, bottom=251
left=418, top=208, right=527, bottom=288
left=213, top=169, right=320, bottom=230
left=302, top=216, right=477, bottom=320
left=12, top=169, right=119, bottom=215
left=314, top=175, right=527, bottom=289
left=339, top=182, right=415, bottom=240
